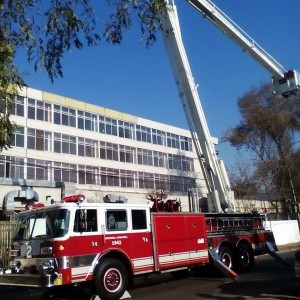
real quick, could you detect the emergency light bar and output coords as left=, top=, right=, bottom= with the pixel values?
left=63, top=194, right=85, bottom=203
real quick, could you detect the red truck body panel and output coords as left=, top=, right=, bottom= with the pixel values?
left=152, top=213, right=209, bottom=270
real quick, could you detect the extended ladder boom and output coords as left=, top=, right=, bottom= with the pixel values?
left=161, top=2, right=234, bottom=212
left=187, top=0, right=300, bottom=97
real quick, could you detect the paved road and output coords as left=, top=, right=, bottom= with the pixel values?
left=0, top=248, right=299, bottom=300
left=130, top=249, right=300, bottom=300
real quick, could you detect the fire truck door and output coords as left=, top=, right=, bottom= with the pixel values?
left=68, top=208, right=101, bottom=283
left=130, top=209, right=154, bottom=273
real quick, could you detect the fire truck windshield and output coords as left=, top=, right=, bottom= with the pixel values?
left=13, top=209, right=70, bottom=240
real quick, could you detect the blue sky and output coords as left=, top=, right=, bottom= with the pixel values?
left=15, top=0, right=300, bottom=171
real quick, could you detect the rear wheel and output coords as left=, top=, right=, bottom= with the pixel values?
left=218, top=246, right=234, bottom=270
left=236, top=244, right=254, bottom=273
left=94, top=258, right=128, bottom=300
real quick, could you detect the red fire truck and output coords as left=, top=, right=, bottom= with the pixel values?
left=0, top=194, right=276, bottom=300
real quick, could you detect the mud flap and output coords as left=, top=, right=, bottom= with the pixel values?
left=209, top=249, right=238, bottom=281
left=266, top=241, right=291, bottom=268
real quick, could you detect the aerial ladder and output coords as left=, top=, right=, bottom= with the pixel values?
left=161, top=0, right=300, bottom=213
left=187, top=0, right=300, bottom=97
left=161, top=1, right=234, bottom=213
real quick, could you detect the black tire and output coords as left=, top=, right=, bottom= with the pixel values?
left=94, top=258, right=128, bottom=300
left=218, top=246, right=235, bottom=270
left=236, top=244, right=254, bottom=273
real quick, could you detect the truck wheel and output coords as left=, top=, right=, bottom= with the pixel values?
left=218, top=246, right=234, bottom=269
left=236, top=244, right=254, bottom=273
left=94, top=258, right=128, bottom=300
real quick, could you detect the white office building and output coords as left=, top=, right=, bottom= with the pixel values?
left=0, top=87, right=211, bottom=218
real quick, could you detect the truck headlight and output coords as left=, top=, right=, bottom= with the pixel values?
left=9, top=260, right=23, bottom=274
left=41, top=246, right=53, bottom=255
left=38, top=260, right=54, bottom=275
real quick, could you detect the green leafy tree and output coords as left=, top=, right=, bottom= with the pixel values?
left=223, top=83, right=300, bottom=218
left=0, top=0, right=166, bottom=150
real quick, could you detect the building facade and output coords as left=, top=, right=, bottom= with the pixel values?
left=0, top=87, right=211, bottom=218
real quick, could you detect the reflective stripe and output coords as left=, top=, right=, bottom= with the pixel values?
left=159, top=250, right=208, bottom=265
left=69, top=253, right=100, bottom=283
left=72, top=266, right=91, bottom=276
left=132, top=257, right=154, bottom=268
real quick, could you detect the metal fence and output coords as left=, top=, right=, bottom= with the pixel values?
left=0, top=221, right=17, bottom=267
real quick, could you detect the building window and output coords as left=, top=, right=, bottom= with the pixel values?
left=36, top=100, right=44, bottom=121
left=153, top=151, right=165, bottom=167
left=168, top=154, right=182, bottom=170
left=62, top=134, right=77, bottom=155
left=100, top=142, right=118, bottom=161
left=54, top=133, right=62, bottom=153
left=119, top=145, right=134, bottom=163
left=12, top=127, right=25, bottom=148
left=27, top=158, right=49, bottom=180
left=170, top=175, right=183, bottom=192
left=120, top=169, right=135, bottom=188
left=0, top=156, right=5, bottom=177
left=54, top=105, right=61, bottom=125
left=54, top=133, right=77, bottom=155
left=78, top=165, right=99, bottom=185
left=183, top=177, right=196, bottom=191
left=100, top=167, right=119, bottom=187
left=182, top=157, right=194, bottom=172
left=44, top=132, right=52, bottom=151
left=27, top=128, right=51, bottom=151
left=54, top=162, right=77, bottom=183
left=36, top=130, right=45, bottom=151
left=78, top=138, right=99, bottom=158
left=78, top=110, right=97, bottom=131
left=28, top=98, right=51, bottom=122
left=11, top=95, right=25, bottom=116
left=137, top=149, right=153, bottom=166
left=61, top=107, right=76, bottom=127
left=136, top=125, right=151, bottom=143
left=144, top=172, right=154, bottom=189
left=118, top=121, right=134, bottom=139
left=27, top=128, right=35, bottom=149
left=169, top=176, right=196, bottom=192
left=99, top=116, right=118, bottom=136
left=138, top=172, right=154, bottom=189
left=167, top=132, right=180, bottom=149
left=10, top=157, right=24, bottom=179
left=27, top=98, right=36, bottom=119
left=180, top=136, right=192, bottom=151
left=154, top=173, right=169, bottom=191
left=0, top=156, right=25, bottom=179
left=152, top=129, right=165, bottom=146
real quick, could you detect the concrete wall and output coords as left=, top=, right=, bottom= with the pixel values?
left=264, top=220, right=300, bottom=246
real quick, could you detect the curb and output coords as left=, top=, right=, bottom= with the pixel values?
left=277, top=242, right=300, bottom=252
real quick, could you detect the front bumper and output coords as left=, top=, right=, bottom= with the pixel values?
left=0, top=258, right=60, bottom=288
left=0, top=272, right=53, bottom=287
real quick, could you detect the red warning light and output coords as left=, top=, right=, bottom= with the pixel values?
left=63, top=194, right=85, bottom=203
